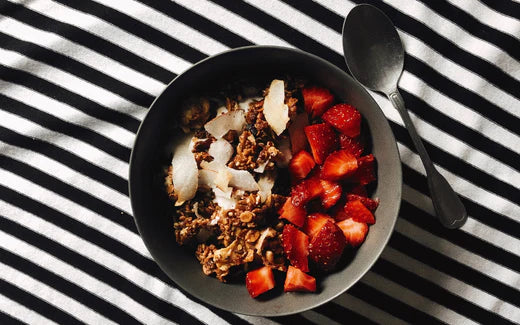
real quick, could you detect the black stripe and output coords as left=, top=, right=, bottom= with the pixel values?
left=479, top=0, right=520, bottom=20
left=0, top=64, right=141, bottom=133
left=0, top=0, right=174, bottom=85
left=390, top=230, right=520, bottom=308
left=313, top=302, right=378, bottom=324
left=0, top=154, right=137, bottom=234
left=401, top=164, right=520, bottom=239
left=0, top=242, right=141, bottom=324
left=349, top=281, right=443, bottom=324
left=350, top=0, right=520, bottom=100
left=55, top=0, right=207, bottom=63
left=0, top=216, right=203, bottom=325
left=0, top=126, right=128, bottom=195
left=373, top=257, right=516, bottom=324
left=0, top=310, right=25, bottom=325
left=0, top=94, right=131, bottom=162
left=136, top=0, right=252, bottom=48
left=418, top=0, right=520, bottom=62
left=0, top=278, right=83, bottom=325
left=271, top=314, right=317, bottom=324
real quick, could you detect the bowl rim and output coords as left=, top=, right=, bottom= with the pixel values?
left=129, top=45, right=402, bottom=316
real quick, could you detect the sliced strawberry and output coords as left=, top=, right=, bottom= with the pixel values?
left=344, top=200, right=375, bottom=224
left=289, top=113, right=309, bottom=154
left=304, top=213, right=334, bottom=239
left=320, top=150, right=358, bottom=181
left=302, top=87, right=334, bottom=118
left=322, top=104, right=361, bottom=137
left=336, top=218, right=369, bottom=247
left=279, top=197, right=306, bottom=227
left=308, top=220, right=346, bottom=271
left=304, top=123, right=338, bottom=165
left=291, top=177, right=323, bottom=207
left=245, top=266, right=275, bottom=298
left=339, top=134, right=364, bottom=157
left=284, top=266, right=316, bottom=292
left=289, top=150, right=316, bottom=181
left=347, top=194, right=380, bottom=212
left=320, top=179, right=342, bottom=209
left=352, top=154, right=376, bottom=185
left=282, top=224, right=310, bottom=272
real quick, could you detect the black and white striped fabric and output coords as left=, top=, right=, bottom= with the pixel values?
left=0, top=0, right=518, bottom=324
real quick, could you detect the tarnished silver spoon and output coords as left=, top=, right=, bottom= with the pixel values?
left=342, top=4, right=467, bottom=229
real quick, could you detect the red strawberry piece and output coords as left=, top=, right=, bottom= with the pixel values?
left=308, top=221, right=346, bottom=271
left=289, top=113, right=310, bottom=154
left=322, top=104, right=361, bottom=137
left=284, top=266, right=316, bottom=292
left=320, top=150, right=358, bottom=181
left=336, top=218, right=369, bottom=247
left=302, top=87, right=334, bottom=118
left=279, top=197, right=306, bottom=227
left=320, top=179, right=342, bottom=209
left=245, top=266, right=276, bottom=298
left=289, top=150, right=316, bottom=181
left=352, top=154, right=376, bottom=185
left=344, top=200, right=375, bottom=224
left=346, top=194, right=380, bottom=212
left=339, top=134, right=364, bottom=157
left=304, top=123, right=338, bottom=165
left=291, top=177, right=323, bottom=207
left=304, top=213, right=334, bottom=239
left=282, top=224, right=310, bottom=272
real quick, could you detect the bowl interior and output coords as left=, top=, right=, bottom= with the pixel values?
left=129, top=46, right=401, bottom=316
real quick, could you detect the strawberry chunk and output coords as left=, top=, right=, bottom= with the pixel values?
left=279, top=197, right=306, bottom=227
left=347, top=194, right=380, bottom=212
left=304, top=213, right=334, bottom=239
left=282, top=224, right=310, bottom=272
left=304, top=123, right=338, bottom=165
left=291, top=177, right=323, bottom=207
left=245, top=266, right=275, bottom=298
left=321, top=150, right=358, bottom=181
left=302, top=87, right=334, bottom=118
left=344, top=200, right=375, bottom=224
left=320, top=179, right=342, bottom=209
left=289, top=113, right=309, bottom=154
left=284, top=266, right=316, bottom=292
left=308, top=221, right=346, bottom=271
left=336, top=218, right=369, bottom=247
left=339, top=134, right=364, bottom=157
left=289, top=150, right=316, bottom=181
left=352, top=154, right=376, bottom=185
left=322, top=104, right=361, bottom=137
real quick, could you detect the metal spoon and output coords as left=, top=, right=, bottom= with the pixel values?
left=342, top=4, right=467, bottom=229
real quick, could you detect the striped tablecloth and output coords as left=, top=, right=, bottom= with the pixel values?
left=1, top=0, right=519, bottom=324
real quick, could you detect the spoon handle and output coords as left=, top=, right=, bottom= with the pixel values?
left=388, top=90, right=468, bottom=229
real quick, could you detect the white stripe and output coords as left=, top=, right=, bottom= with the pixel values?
left=93, top=0, right=229, bottom=55
left=362, top=272, right=478, bottom=324
left=0, top=110, right=128, bottom=179
left=0, top=47, right=148, bottom=121
left=0, top=12, right=161, bottom=96
left=173, top=0, right=292, bottom=47
left=333, top=294, right=407, bottom=325
left=0, top=294, right=59, bottom=325
left=0, top=80, right=135, bottom=150
left=0, top=261, right=111, bottom=324
left=382, top=247, right=520, bottom=323
left=0, top=141, right=131, bottom=215
left=0, top=200, right=229, bottom=325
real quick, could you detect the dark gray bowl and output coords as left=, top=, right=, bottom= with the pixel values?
left=129, top=46, right=401, bottom=316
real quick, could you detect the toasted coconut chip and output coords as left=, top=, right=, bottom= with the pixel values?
left=227, top=168, right=259, bottom=191
left=216, top=105, right=228, bottom=116
left=289, top=112, right=309, bottom=154
left=263, top=79, right=289, bottom=136
left=255, top=227, right=277, bottom=253
left=208, top=138, right=234, bottom=165
left=198, top=169, right=216, bottom=187
left=214, top=168, right=232, bottom=191
left=204, top=109, right=246, bottom=138
left=258, top=172, right=275, bottom=203
left=253, top=160, right=268, bottom=173
left=171, top=134, right=198, bottom=206
left=276, top=136, right=292, bottom=168
left=238, top=97, right=262, bottom=112
left=213, top=187, right=236, bottom=210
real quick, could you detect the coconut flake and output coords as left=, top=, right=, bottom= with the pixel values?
left=263, top=80, right=289, bottom=136
left=208, top=138, right=234, bottom=165
left=288, top=113, right=309, bottom=154
left=214, top=168, right=232, bottom=191
left=216, top=105, right=228, bottom=115
left=227, top=168, right=259, bottom=191
left=204, top=109, right=246, bottom=138
left=253, top=160, right=268, bottom=173
left=258, top=172, right=275, bottom=202
left=238, top=97, right=262, bottom=112
left=213, top=187, right=236, bottom=210
left=171, top=134, right=198, bottom=206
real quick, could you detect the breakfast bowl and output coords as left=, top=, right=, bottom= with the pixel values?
left=129, top=46, right=402, bottom=316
